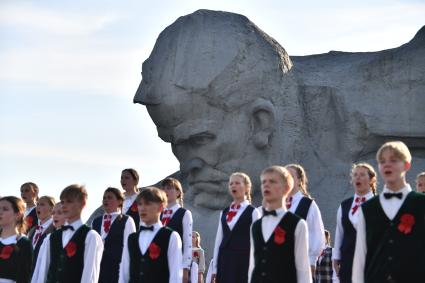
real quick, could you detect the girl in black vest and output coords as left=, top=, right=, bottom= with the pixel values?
left=121, top=168, right=141, bottom=228
left=28, top=196, right=55, bottom=272
left=160, top=177, right=193, bottom=283
left=92, top=187, right=136, bottom=283
left=20, top=182, right=39, bottom=233
left=0, top=196, right=33, bottom=283
left=212, top=172, right=261, bottom=283
left=333, top=163, right=376, bottom=283
left=285, top=164, right=326, bottom=277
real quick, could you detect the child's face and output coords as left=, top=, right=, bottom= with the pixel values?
left=261, top=172, right=287, bottom=203
left=52, top=204, right=65, bottom=228
left=103, top=192, right=121, bottom=213
left=0, top=200, right=17, bottom=228
left=36, top=199, right=53, bottom=222
left=416, top=176, right=425, bottom=193
left=228, top=175, right=247, bottom=201
left=121, top=171, right=137, bottom=192
left=162, top=184, right=179, bottom=204
left=352, top=167, right=372, bottom=194
left=286, top=167, right=299, bottom=191
left=378, top=149, right=409, bottom=184
left=192, top=232, right=198, bottom=246
left=137, top=198, right=163, bottom=225
left=20, top=185, right=37, bottom=204
left=61, top=198, right=84, bottom=223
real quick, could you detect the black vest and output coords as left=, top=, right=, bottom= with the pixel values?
left=128, top=227, right=173, bottom=283
left=46, top=225, right=91, bottom=283
left=219, top=205, right=254, bottom=251
left=251, top=212, right=300, bottom=283
left=363, top=192, right=425, bottom=283
left=339, top=197, right=356, bottom=283
left=0, top=236, right=33, bottom=283
left=162, top=207, right=186, bottom=250
left=125, top=200, right=140, bottom=230
left=294, top=197, right=313, bottom=220
left=93, top=214, right=129, bottom=283
left=25, top=207, right=38, bottom=233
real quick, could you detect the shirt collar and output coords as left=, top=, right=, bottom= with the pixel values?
left=168, top=203, right=181, bottom=211
left=354, top=191, right=375, bottom=200
left=65, top=219, right=83, bottom=231
left=291, top=191, right=303, bottom=201
left=0, top=234, right=18, bottom=245
left=104, top=211, right=120, bottom=217
left=39, top=218, right=53, bottom=229
left=383, top=184, right=412, bottom=195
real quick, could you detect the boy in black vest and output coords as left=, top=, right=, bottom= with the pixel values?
left=352, top=141, right=425, bottom=283
left=248, top=166, right=312, bottom=283
left=32, top=184, right=104, bottom=283
left=118, top=187, right=182, bottom=283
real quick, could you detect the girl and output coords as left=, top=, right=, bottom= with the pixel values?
left=192, top=231, right=206, bottom=283
left=121, top=168, right=141, bottom=228
left=315, top=230, right=337, bottom=283
left=284, top=164, right=326, bottom=277
left=416, top=172, right=425, bottom=193
left=160, top=177, right=193, bottom=283
left=28, top=196, right=55, bottom=271
left=92, top=187, right=136, bottom=283
left=20, top=182, right=39, bottom=232
left=0, top=196, right=33, bottom=283
left=333, top=162, right=377, bottom=283
left=212, top=172, right=261, bottom=283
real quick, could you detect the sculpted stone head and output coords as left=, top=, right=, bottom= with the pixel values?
left=134, top=10, right=302, bottom=209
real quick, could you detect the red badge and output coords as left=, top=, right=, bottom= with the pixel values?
left=65, top=241, right=77, bottom=257
left=274, top=226, right=286, bottom=245
left=130, top=202, right=138, bottom=212
left=149, top=242, right=161, bottom=260
left=26, top=215, right=33, bottom=228
left=398, top=213, right=415, bottom=235
left=0, top=245, right=14, bottom=259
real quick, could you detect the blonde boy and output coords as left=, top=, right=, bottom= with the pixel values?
left=248, top=166, right=311, bottom=283
left=119, top=187, right=182, bottom=283
left=352, top=141, right=425, bottom=283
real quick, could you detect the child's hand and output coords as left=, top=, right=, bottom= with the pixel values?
left=333, top=260, right=341, bottom=278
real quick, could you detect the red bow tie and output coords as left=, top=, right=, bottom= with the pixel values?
left=161, top=209, right=173, bottom=225
left=103, top=214, right=112, bottom=233
left=226, top=204, right=241, bottom=222
left=352, top=197, right=366, bottom=215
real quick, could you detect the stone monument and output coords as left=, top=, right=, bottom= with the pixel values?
left=134, top=9, right=425, bottom=256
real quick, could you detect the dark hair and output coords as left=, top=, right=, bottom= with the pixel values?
left=60, top=184, right=88, bottom=202
left=0, top=196, right=26, bottom=234
left=160, top=178, right=184, bottom=207
left=104, top=187, right=124, bottom=208
left=20, top=182, right=40, bottom=201
left=136, top=187, right=167, bottom=205
left=122, top=168, right=140, bottom=184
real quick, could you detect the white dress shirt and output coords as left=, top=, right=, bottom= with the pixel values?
left=190, top=261, right=199, bottom=283
left=333, top=191, right=374, bottom=260
left=248, top=207, right=312, bottom=283
left=118, top=221, right=182, bottom=283
left=352, top=185, right=412, bottom=283
left=30, top=219, right=104, bottom=283
left=288, top=191, right=326, bottom=265
left=32, top=218, right=53, bottom=247
left=212, top=200, right=261, bottom=273
left=123, top=194, right=138, bottom=214
left=165, top=203, right=193, bottom=269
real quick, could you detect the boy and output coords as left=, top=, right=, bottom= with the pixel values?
left=248, top=166, right=312, bottom=283
left=31, top=184, right=103, bottom=283
left=352, top=141, right=425, bottom=282
left=118, top=187, right=182, bottom=283
left=416, top=172, right=425, bottom=193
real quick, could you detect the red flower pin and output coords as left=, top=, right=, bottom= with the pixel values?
left=398, top=213, right=415, bottom=235
left=26, top=215, right=33, bottom=227
left=0, top=245, right=14, bottom=259
left=193, top=251, right=199, bottom=258
left=65, top=241, right=77, bottom=257
left=274, top=226, right=286, bottom=245
left=148, top=242, right=161, bottom=260
left=130, top=202, right=138, bottom=212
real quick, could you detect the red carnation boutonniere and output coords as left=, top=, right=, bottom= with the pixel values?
left=148, top=242, right=161, bottom=260
left=130, top=202, right=138, bottom=212
left=0, top=245, right=14, bottom=260
left=25, top=215, right=33, bottom=227
left=65, top=241, right=77, bottom=258
left=398, top=213, right=415, bottom=235
left=274, top=226, right=286, bottom=245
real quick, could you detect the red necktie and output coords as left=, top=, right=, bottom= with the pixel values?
left=286, top=196, right=293, bottom=209
left=103, top=214, right=112, bottom=233
left=226, top=203, right=241, bottom=222
left=161, top=209, right=173, bottom=226
left=33, top=225, right=43, bottom=246
left=351, top=197, right=366, bottom=215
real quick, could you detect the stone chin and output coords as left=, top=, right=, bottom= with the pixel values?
left=187, top=181, right=232, bottom=210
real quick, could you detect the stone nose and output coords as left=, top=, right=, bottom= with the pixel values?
left=181, top=158, right=205, bottom=175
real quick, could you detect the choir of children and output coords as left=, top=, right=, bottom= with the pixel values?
left=4, top=140, right=424, bottom=283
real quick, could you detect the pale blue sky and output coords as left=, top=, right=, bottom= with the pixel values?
left=1, top=0, right=424, bottom=218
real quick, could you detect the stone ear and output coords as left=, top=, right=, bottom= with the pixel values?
left=250, top=99, right=276, bottom=149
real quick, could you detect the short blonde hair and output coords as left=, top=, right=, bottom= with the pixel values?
left=261, top=166, right=294, bottom=190
left=376, top=141, right=411, bottom=164
left=417, top=172, right=425, bottom=180
left=60, top=184, right=88, bottom=203
left=136, top=187, right=167, bottom=205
